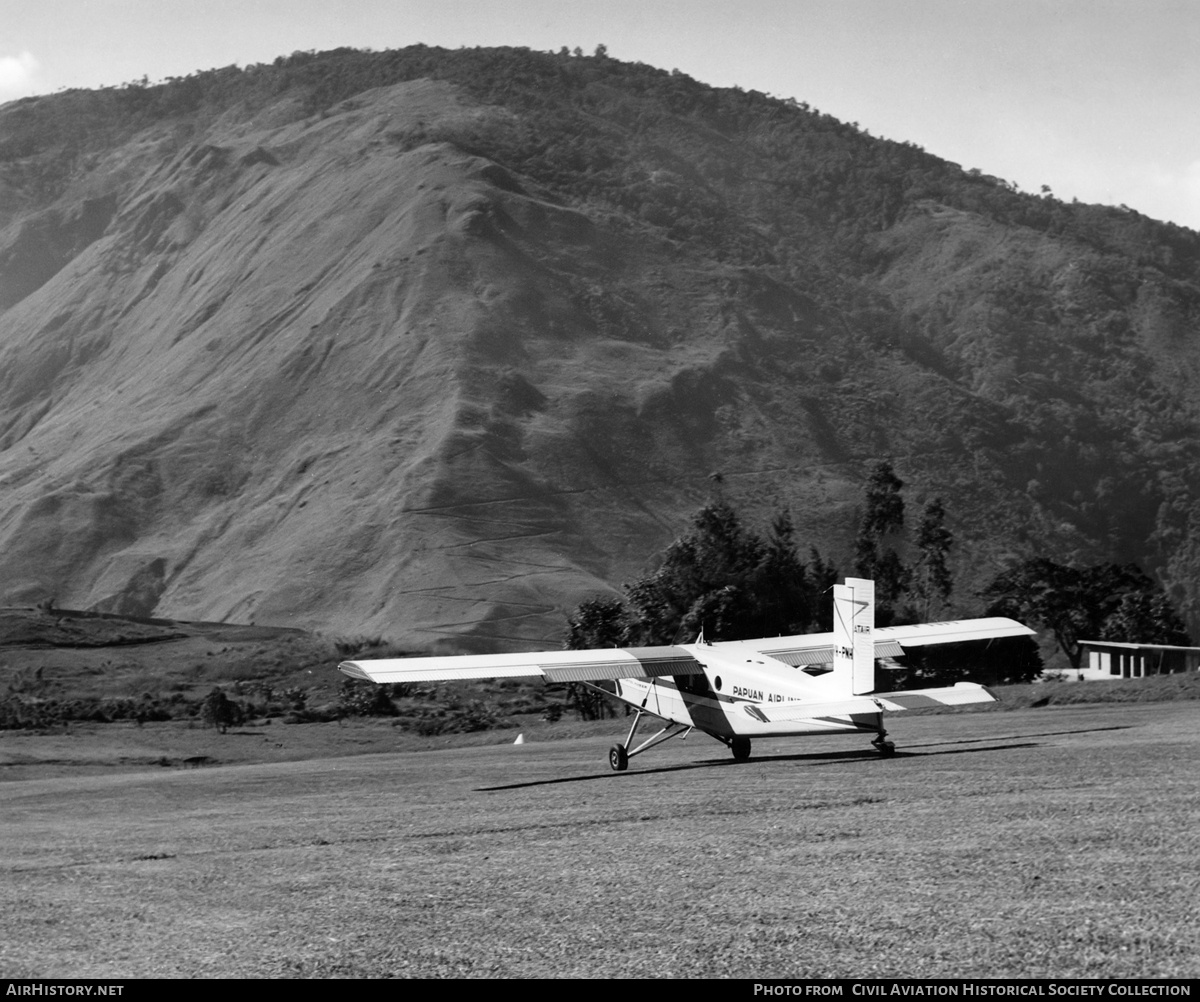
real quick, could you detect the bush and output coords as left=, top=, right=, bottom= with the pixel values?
left=336, top=679, right=398, bottom=717
left=409, top=700, right=500, bottom=735
left=0, top=694, right=179, bottom=729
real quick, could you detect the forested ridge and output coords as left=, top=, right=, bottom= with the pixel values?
left=8, top=46, right=1199, bottom=266
left=2, top=46, right=1199, bottom=645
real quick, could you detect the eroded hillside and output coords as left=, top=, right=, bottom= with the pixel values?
left=2, top=48, right=1199, bottom=647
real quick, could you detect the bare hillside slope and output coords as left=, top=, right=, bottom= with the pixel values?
left=0, top=79, right=858, bottom=646
left=2, top=49, right=1200, bottom=647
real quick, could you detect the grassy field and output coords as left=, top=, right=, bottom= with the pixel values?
left=1, top=699, right=1198, bottom=979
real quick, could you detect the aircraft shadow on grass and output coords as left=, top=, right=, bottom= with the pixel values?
left=475, top=724, right=1132, bottom=792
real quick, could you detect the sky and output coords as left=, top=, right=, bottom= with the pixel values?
left=3, top=0, right=1199, bottom=231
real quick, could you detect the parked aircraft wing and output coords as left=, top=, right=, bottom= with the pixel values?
left=339, top=645, right=706, bottom=685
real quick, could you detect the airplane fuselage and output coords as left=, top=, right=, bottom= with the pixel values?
left=606, top=641, right=885, bottom=742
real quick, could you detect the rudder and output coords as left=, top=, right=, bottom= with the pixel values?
left=832, top=577, right=875, bottom=695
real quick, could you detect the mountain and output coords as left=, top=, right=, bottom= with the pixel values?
left=2, top=46, right=1199, bottom=650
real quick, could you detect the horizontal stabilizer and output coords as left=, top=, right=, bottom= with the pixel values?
left=339, top=645, right=705, bottom=685
left=749, top=682, right=996, bottom=723
left=873, top=682, right=996, bottom=711
left=749, top=696, right=885, bottom=724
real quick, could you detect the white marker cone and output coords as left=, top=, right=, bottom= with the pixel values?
left=513, top=733, right=525, bottom=745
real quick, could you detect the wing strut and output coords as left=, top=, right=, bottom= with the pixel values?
left=603, top=704, right=691, bottom=772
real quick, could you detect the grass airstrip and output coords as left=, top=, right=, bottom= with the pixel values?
left=1, top=695, right=1198, bottom=978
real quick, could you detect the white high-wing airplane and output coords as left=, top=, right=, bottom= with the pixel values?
left=339, top=578, right=1035, bottom=771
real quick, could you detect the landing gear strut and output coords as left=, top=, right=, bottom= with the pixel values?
left=606, top=708, right=691, bottom=771
left=872, top=729, right=896, bottom=757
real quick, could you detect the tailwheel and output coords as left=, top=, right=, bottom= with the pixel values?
left=608, top=743, right=629, bottom=772
left=731, top=736, right=752, bottom=762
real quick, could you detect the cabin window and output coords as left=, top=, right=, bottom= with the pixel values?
left=676, top=672, right=714, bottom=696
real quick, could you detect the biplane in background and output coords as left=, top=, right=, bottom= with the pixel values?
left=339, top=578, right=1035, bottom=771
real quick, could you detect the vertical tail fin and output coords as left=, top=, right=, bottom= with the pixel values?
left=832, top=577, right=875, bottom=695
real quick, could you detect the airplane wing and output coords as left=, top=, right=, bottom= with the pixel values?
left=339, top=645, right=706, bottom=685
left=720, top=617, right=1033, bottom=666
left=874, top=618, right=1036, bottom=647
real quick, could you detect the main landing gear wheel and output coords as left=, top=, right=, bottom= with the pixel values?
left=872, top=736, right=896, bottom=757
left=731, top=736, right=752, bottom=762
left=608, top=743, right=629, bottom=772
left=603, top=707, right=691, bottom=771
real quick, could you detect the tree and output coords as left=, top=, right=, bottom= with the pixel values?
left=806, top=546, right=840, bottom=629
left=620, top=500, right=764, bottom=644
left=854, top=461, right=909, bottom=623
left=752, top=509, right=814, bottom=636
left=626, top=501, right=828, bottom=644
left=565, top=680, right=617, bottom=722
left=912, top=497, right=953, bottom=620
left=564, top=595, right=628, bottom=649
left=896, top=635, right=1043, bottom=687
left=983, top=559, right=1189, bottom=671
left=1100, top=589, right=1189, bottom=646
left=563, top=596, right=628, bottom=720
left=565, top=500, right=834, bottom=653
left=200, top=687, right=242, bottom=734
